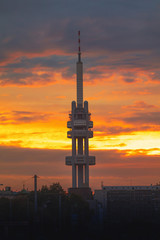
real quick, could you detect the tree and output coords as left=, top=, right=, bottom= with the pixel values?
left=40, top=185, right=49, bottom=193
left=49, top=182, right=65, bottom=195
left=40, top=182, right=65, bottom=195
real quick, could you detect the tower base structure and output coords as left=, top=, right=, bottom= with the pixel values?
left=68, top=187, right=93, bottom=200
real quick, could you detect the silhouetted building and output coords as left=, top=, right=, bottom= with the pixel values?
left=94, top=185, right=160, bottom=223
left=65, top=32, right=95, bottom=199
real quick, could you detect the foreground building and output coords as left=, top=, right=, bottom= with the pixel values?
left=94, top=184, right=160, bottom=223
left=65, top=32, right=95, bottom=198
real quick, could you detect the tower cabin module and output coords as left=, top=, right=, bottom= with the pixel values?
left=65, top=32, right=96, bottom=190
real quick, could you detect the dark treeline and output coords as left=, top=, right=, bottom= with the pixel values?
left=0, top=183, right=100, bottom=240
left=0, top=183, right=160, bottom=240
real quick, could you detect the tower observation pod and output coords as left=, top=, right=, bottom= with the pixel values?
left=65, top=32, right=96, bottom=193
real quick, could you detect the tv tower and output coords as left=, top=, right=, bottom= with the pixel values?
left=66, top=31, right=96, bottom=192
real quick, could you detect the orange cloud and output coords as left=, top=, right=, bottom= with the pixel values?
left=122, top=101, right=157, bottom=110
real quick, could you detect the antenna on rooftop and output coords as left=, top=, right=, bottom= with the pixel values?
left=101, top=181, right=104, bottom=189
left=33, top=175, right=39, bottom=216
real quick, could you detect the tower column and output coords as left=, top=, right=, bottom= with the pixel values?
left=85, top=137, right=89, bottom=187
left=78, top=165, right=83, bottom=188
left=78, top=137, right=83, bottom=187
left=72, top=137, right=76, bottom=188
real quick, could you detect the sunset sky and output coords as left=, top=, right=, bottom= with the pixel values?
left=1, top=0, right=160, bottom=191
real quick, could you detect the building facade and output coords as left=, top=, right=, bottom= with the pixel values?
left=94, top=185, right=160, bottom=223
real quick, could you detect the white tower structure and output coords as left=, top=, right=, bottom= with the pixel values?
left=65, top=32, right=96, bottom=189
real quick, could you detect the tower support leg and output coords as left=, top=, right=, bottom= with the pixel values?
left=72, top=137, right=76, bottom=188
left=72, top=164, right=76, bottom=188
left=78, top=165, right=83, bottom=188
left=85, top=137, right=89, bottom=187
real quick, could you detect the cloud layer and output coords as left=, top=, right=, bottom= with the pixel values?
left=0, top=147, right=160, bottom=191
left=0, top=0, right=160, bottom=86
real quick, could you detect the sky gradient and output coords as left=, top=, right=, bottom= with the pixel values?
left=1, top=0, right=160, bottom=191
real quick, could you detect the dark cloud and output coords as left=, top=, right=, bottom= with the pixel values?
left=122, top=101, right=157, bottom=110
left=124, top=78, right=136, bottom=83
left=0, top=69, right=55, bottom=86
left=0, top=0, right=160, bottom=85
left=0, top=111, right=53, bottom=125
left=0, top=55, right=75, bottom=86
left=94, top=125, right=151, bottom=135
left=5, top=55, right=74, bottom=69
left=149, top=71, right=160, bottom=81
left=123, top=111, right=160, bottom=125
left=12, top=111, right=35, bottom=115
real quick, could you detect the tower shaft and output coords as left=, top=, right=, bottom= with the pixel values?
left=77, top=31, right=83, bottom=108
left=77, top=61, right=83, bottom=108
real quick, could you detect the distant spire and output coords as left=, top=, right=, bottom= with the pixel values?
left=78, top=30, right=81, bottom=62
